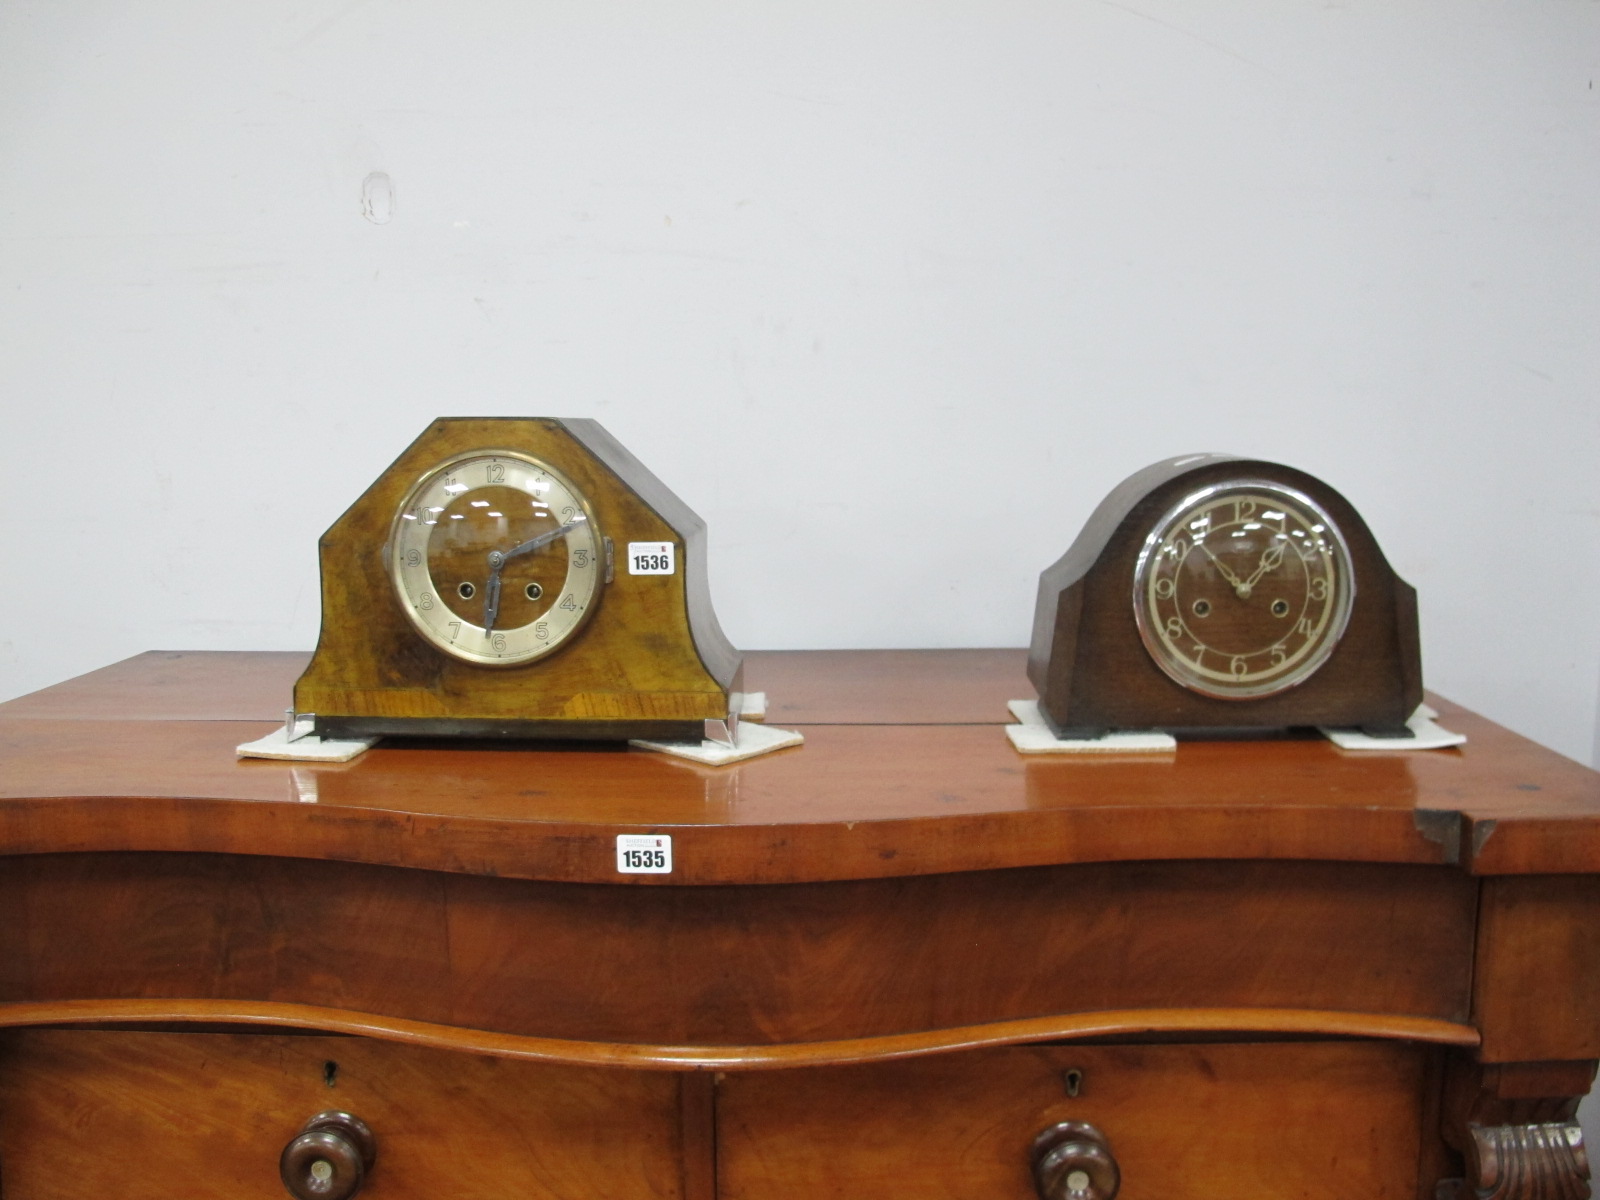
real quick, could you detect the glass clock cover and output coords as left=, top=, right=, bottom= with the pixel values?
left=388, top=451, right=604, bottom=666
left=1131, top=481, right=1354, bottom=699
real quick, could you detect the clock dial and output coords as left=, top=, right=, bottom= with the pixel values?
left=1132, top=482, right=1354, bottom=699
left=388, top=451, right=604, bottom=666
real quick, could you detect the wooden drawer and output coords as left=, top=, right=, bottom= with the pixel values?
left=0, top=1030, right=687, bottom=1200
left=718, top=1041, right=1439, bottom=1200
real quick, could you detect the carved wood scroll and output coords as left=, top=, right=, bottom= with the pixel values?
left=1439, top=1058, right=1596, bottom=1200
left=1464, top=1122, right=1589, bottom=1200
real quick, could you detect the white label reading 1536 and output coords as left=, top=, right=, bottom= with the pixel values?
left=616, top=834, right=673, bottom=874
left=628, top=542, right=676, bottom=576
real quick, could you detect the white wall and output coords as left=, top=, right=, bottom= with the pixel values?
left=3, top=0, right=1600, bottom=1140
left=4, top=0, right=1598, bottom=757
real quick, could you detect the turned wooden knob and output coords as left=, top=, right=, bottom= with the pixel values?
left=279, top=1111, right=377, bottom=1200
left=1032, top=1121, right=1120, bottom=1200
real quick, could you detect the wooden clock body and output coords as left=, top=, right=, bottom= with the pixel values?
left=1027, top=455, right=1422, bottom=737
left=293, top=417, right=741, bottom=741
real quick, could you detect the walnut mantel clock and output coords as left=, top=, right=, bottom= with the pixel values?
left=293, top=417, right=741, bottom=741
left=1027, top=454, right=1421, bottom=737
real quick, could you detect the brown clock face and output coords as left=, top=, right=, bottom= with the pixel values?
left=1132, top=482, right=1355, bottom=699
left=387, top=451, right=605, bottom=666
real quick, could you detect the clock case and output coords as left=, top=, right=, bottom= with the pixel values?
left=1027, top=455, right=1422, bottom=738
left=294, top=417, right=742, bottom=742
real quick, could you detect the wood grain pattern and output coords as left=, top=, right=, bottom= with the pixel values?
left=3, top=652, right=1600, bottom=880
left=1442, top=1056, right=1595, bottom=1135
left=718, top=1041, right=1435, bottom=1200
left=678, top=1072, right=717, bottom=1199
left=1473, top=875, right=1600, bottom=1063
left=0, top=1029, right=686, bottom=1199
left=0, top=712, right=1576, bottom=883
left=292, top=417, right=739, bottom=739
left=1028, top=456, right=1422, bottom=735
left=0, top=855, right=1475, bottom=1053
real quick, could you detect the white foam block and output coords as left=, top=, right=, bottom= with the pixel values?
left=632, top=721, right=804, bottom=765
left=236, top=723, right=378, bottom=763
left=1005, top=699, right=1177, bottom=754
left=1320, top=704, right=1466, bottom=751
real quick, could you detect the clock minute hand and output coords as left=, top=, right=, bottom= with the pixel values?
left=1198, top=542, right=1247, bottom=595
left=482, top=568, right=503, bottom=635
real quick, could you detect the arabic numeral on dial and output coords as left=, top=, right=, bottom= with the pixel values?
left=1167, top=536, right=1189, bottom=560
left=560, top=593, right=579, bottom=612
left=573, top=549, right=589, bottom=568
left=1271, top=647, right=1287, bottom=666
left=486, top=462, right=505, bottom=484
left=1296, top=616, right=1315, bottom=636
left=419, top=592, right=435, bottom=611
left=492, top=633, right=507, bottom=652
left=535, top=622, right=549, bottom=641
left=1309, top=576, right=1328, bottom=601
left=561, top=505, right=577, bottom=521
left=1154, top=577, right=1175, bottom=599
left=1233, top=499, right=1257, bottom=522
left=447, top=621, right=460, bottom=641
left=405, top=549, right=422, bottom=567
left=1231, top=656, right=1248, bottom=677
left=1165, top=616, right=1183, bottom=639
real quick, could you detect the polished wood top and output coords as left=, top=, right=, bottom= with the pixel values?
left=2, top=650, right=1598, bottom=881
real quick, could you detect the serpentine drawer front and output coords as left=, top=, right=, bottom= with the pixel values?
left=717, top=1042, right=1434, bottom=1200
left=0, top=1031, right=1433, bottom=1200
left=0, top=1031, right=687, bottom=1200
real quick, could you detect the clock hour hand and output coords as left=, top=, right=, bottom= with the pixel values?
left=1240, top=542, right=1288, bottom=593
left=499, top=519, right=582, bottom=564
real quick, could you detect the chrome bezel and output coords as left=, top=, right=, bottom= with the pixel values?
left=1131, top=479, right=1355, bottom=700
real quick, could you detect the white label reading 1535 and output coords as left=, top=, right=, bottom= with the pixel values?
left=616, top=834, right=673, bottom=874
left=628, top=542, right=676, bottom=575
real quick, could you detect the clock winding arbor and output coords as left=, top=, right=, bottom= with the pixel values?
left=293, top=417, right=741, bottom=741
left=1028, top=454, right=1422, bottom=737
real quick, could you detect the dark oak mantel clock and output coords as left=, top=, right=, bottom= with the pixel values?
left=293, top=417, right=742, bottom=741
left=1028, top=454, right=1422, bottom=738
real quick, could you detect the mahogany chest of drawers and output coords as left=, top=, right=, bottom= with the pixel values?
left=2, top=649, right=1597, bottom=1199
